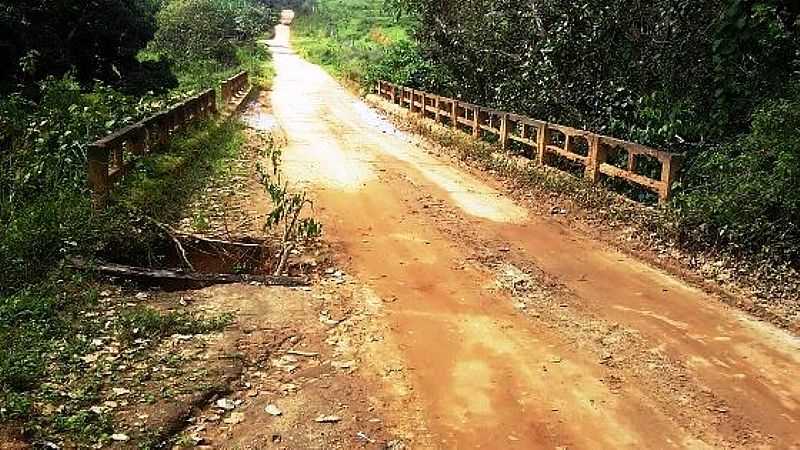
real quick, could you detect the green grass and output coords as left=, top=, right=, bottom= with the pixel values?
left=117, top=307, right=233, bottom=343
left=115, top=119, right=244, bottom=220
left=0, top=276, right=112, bottom=443
left=236, top=43, right=276, bottom=89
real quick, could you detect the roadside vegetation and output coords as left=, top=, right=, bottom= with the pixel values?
left=0, top=0, right=289, bottom=445
left=292, top=0, right=440, bottom=90
left=296, top=0, right=800, bottom=275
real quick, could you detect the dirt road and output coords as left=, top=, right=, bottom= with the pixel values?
left=267, top=34, right=800, bottom=449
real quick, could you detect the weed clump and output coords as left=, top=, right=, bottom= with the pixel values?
left=117, top=307, right=232, bottom=342
left=256, top=135, right=322, bottom=276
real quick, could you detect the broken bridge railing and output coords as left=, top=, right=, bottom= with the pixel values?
left=376, top=80, right=683, bottom=203
left=87, top=71, right=251, bottom=209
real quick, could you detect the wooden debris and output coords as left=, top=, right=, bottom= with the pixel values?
left=181, top=234, right=265, bottom=249
left=147, top=218, right=196, bottom=271
left=286, top=350, right=319, bottom=357
left=146, top=217, right=266, bottom=249
left=68, top=258, right=308, bottom=287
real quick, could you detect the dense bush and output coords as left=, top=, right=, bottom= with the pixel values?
left=0, top=0, right=161, bottom=93
left=675, top=88, right=800, bottom=260
left=366, top=40, right=450, bottom=90
left=151, top=0, right=274, bottom=65
left=0, top=77, right=163, bottom=213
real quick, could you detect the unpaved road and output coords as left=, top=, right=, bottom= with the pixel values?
left=266, top=29, right=800, bottom=449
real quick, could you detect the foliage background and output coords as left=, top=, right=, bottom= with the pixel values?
left=292, top=0, right=443, bottom=88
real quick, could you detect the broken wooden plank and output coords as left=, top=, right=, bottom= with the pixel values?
left=178, top=232, right=265, bottom=249
left=68, top=258, right=308, bottom=286
left=287, top=350, right=319, bottom=357
left=144, top=217, right=266, bottom=249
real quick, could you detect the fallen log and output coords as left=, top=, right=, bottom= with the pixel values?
left=68, top=258, right=308, bottom=287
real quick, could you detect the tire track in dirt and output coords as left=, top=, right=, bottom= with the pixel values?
left=268, top=38, right=800, bottom=449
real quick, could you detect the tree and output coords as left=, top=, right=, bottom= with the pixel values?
left=390, top=0, right=800, bottom=145
left=151, top=0, right=273, bottom=65
left=0, top=0, right=161, bottom=93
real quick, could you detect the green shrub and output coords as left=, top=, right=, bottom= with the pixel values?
left=151, top=0, right=274, bottom=65
left=0, top=194, right=96, bottom=293
left=675, top=86, right=800, bottom=260
left=0, top=0, right=159, bottom=91
left=0, top=76, right=164, bottom=211
left=366, top=40, right=450, bottom=91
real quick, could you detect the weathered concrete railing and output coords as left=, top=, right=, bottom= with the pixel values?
left=377, top=81, right=683, bottom=202
left=88, top=72, right=251, bottom=209
left=221, top=72, right=249, bottom=106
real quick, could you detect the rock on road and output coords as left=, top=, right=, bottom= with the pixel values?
left=266, top=25, right=800, bottom=449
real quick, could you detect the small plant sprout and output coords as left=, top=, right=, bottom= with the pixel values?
left=258, top=156, right=322, bottom=276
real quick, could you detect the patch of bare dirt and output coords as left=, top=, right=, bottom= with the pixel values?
left=132, top=93, right=426, bottom=449
left=173, top=278, right=423, bottom=449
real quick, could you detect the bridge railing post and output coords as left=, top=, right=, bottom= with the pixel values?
left=585, top=135, right=606, bottom=183
left=537, top=123, right=548, bottom=165
left=472, top=107, right=480, bottom=138
left=500, top=113, right=509, bottom=150
left=88, top=143, right=110, bottom=210
left=130, top=125, right=146, bottom=156
left=659, top=154, right=683, bottom=203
